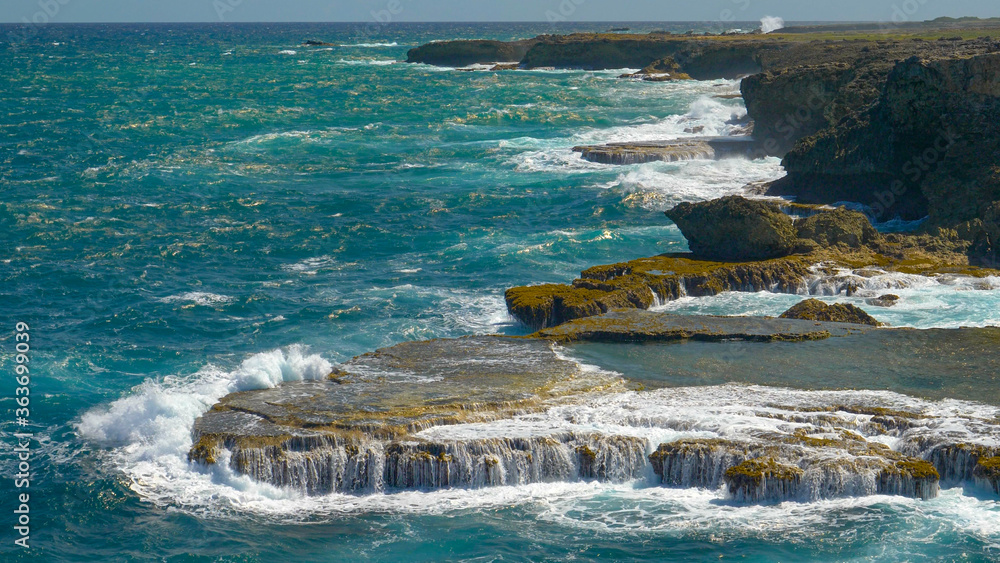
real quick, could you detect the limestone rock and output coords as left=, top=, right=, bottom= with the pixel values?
left=867, top=294, right=900, bottom=307
left=619, top=57, right=692, bottom=80
left=573, top=138, right=757, bottom=165
left=665, top=196, right=798, bottom=260
left=774, top=53, right=1000, bottom=224
left=780, top=298, right=882, bottom=326
left=795, top=207, right=883, bottom=249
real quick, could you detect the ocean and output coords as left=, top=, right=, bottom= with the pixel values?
left=3, top=22, right=1000, bottom=562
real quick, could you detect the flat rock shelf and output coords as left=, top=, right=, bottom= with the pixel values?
left=573, top=137, right=759, bottom=165
left=189, top=323, right=1000, bottom=503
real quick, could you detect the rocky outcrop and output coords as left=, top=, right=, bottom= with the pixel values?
left=772, top=52, right=1000, bottom=224
left=573, top=137, right=757, bottom=165
left=966, top=201, right=1000, bottom=267
left=741, top=63, right=866, bottom=155
left=189, top=336, right=636, bottom=494
left=780, top=298, right=882, bottom=326
left=795, top=207, right=883, bottom=249
left=504, top=254, right=812, bottom=331
left=190, top=330, right=1000, bottom=503
left=534, top=309, right=873, bottom=343
left=407, top=33, right=798, bottom=78
left=517, top=35, right=771, bottom=77
left=505, top=197, right=998, bottom=330
left=405, top=38, right=539, bottom=67
left=618, top=57, right=692, bottom=81
left=665, top=196, right=798, bottom=261
left=651, top=432, right=940, bottom=503
left=744, top=37, right=1000, bottom=158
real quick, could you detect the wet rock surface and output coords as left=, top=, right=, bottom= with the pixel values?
left=795, top=207, right=884, bottom=249
left=779, top=298, right=883, bottom=326
left=534, top=309, right=873, bottom=343
left=191, top=335, right=1000, bottom=503
left=190, top=337, right=632, bottom=494
left=573, top=137, right=758, bottom=165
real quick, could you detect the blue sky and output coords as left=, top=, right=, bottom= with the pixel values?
left=1, top=0, right=997, bottom=24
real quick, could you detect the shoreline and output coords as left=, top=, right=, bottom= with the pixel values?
left=184, top=20, right=1000, bottom=509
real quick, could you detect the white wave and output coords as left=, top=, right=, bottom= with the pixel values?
left=278, top=50, right=297, bottom=55
left=78, top=345, right=331, bottom=447
left=337, top=58, right=397, bottom=66
left=760, top=16, right=786, bottom=34
left=653, top=267, right=1000, bottom=329
left=229, top=128, right=355, bottom=148
left=79, top=378, right=1000, bottom=526
left=77, top=346, right=333, bottom=510
left=506, top=84, right=785, bottom=209
left=281, top=255, right=356, bottom=275
left=339, top=42, right=398, bottom=47
left=360, top=284, right=514, bottom=335
left=613, top=158, right=786, bottom=210
left=418, top=383, right=1000, bottom=444
left=158, top=292, right=234, bottom=307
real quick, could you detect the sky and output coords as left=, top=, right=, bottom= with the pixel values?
left=1, top=0, right=997, bottom=24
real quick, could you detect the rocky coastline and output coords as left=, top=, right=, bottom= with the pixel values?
left=189, top=20, right=1000, bottom=506
left=188, top=322, right=1000, bottom=503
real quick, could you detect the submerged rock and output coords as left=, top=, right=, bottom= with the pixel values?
left=780, top=298, right=883, bottom=326
left=665, top=196, right=798, bottom=261
left=867, top=294, right=900, bottom=307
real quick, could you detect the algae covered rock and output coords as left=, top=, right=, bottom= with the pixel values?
left=665, top=196, right=798, bottom=260
left=724, top=458, right=804, bottom=502
left=780, top=298, right=882, bottom=326
left=974, top=456, right=1000, bottom=494
left=795, top=207, right=883, bottom=249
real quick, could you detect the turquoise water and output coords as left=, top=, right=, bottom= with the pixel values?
left=3, top=22, right=1000, bottom=562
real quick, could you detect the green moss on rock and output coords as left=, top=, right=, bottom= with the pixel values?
left=796, top=206, right=884, bottom=249
left=780, top=298, right=883, bottom=326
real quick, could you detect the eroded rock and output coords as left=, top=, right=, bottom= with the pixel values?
left=780, top=298, right=882, bottom=326
left=573, top=137, right=757, bottom=165
left=795, top=207, right=884, bottom=249
left=665, top=196, right=798, bottom=260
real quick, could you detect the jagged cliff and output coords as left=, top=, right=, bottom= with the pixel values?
left=774, top=53, right=1000, bottom=225
left=407, top=33, right=779, bottom=77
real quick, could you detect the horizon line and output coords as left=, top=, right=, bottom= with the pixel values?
left=0, top=19, right=908, bottom=25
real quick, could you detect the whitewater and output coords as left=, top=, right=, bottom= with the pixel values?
left=3, top=21, right=1000, bottom=562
